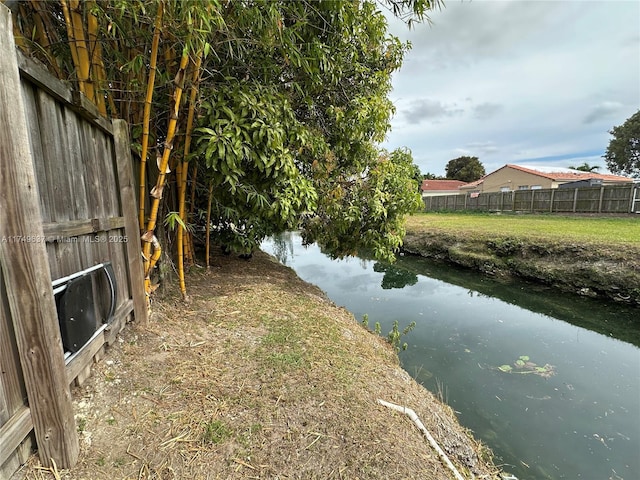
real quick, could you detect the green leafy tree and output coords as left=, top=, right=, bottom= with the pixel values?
left=302, top=148, right=424, bottom=262
left=445, top=156, right=486, bottom=182
left=604, top=110, right=640, bottom=178
left=569, top=162, right=600, bottom=172
left=196, top=82, right=317, bottom=255
left=12, top=0, right=444, bottom=297
left=383, top=0, right=444, bottom=27
left=411, top=164, right=424, bottom=192
left=423, top=172, right=443, bottom=180
left=195, top=2, right=428, bottom=262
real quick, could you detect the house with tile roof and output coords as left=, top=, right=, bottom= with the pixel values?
left=421, top=179, right=467, bottom=197
left=458, top=164, right=633, bottom=194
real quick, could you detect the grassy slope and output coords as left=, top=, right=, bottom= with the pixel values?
left=403, top=212, right=640, bottom=305
left=18, top=251, right=500, bottom=480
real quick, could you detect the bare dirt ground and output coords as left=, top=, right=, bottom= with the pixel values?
left=14, top=249, right=500, bottom=480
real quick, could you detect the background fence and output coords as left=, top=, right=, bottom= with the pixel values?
left=1, top=5, right=146, bottom=478
left=423, top=184, right=640, bottom=214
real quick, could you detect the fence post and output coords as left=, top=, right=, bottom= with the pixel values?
left=112, top=120, right=149, bottom=324
left=530, top=190, right=535, bottom=212
left=549, top=188, right=555, bottom=213
left=0, top=4, right=79, bottom=468
left=631, top=186, right=639, bottom=214
left=598, top=186, right=604, bottom=213
left=572, top=188, right=579, bottom=213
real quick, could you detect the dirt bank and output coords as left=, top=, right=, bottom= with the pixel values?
left=402, top=226, right=640, bottom=306
left=14, top=250, right=500, bottom=480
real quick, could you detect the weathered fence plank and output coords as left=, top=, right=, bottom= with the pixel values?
left=0, top=406, right=32, bottom=470
left=0, top=5, right=79, bottom=469
left=42, top=217, right=126, bottom=239
left=0, top=268, right=33, bottom=478
left=2, top=6, right=147, bottom=477
left=113, top=119, right=149, bottom=325
left=17, top=49, right=112, bottom=135
left=423, top=184, right=638, bottom=214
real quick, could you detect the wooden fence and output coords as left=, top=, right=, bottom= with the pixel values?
left=1, top=5, right=146, bottom=478
left=423, top=184, right=640, bottom=214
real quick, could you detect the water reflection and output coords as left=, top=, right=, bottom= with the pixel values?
left=373, top=262, right=418, bottom=289
left=262, top=232, right=640, bottom=480
left=390, top=252, right=640, bottom=349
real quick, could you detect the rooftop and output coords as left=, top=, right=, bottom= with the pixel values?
left=508, top=164, right=633, bottom=182
left=421, top=179, right=467, bottom=191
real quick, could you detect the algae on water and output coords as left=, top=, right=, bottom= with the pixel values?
left=496, top=355, right=556, bottom=378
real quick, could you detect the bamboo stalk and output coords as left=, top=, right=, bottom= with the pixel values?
left=60, top=0, right=83, bottom=94
left=86, top=0, right=107, bottom=115
left=184, top=150, right=199, bottom=266
left=175, top=158, right=188, bottom=300
left=146, top=235, right=162, bottom=290
left=139, top=2, right=164, bottom=231
left=188, top=161, right=199, bottom=222
left=142, top=47, right=190, bottom=283
left=184, top=230, right=194, bottom=267
left=175, top=52, right=203, bottom=299
left=68, top=0, right=95, bottom=102
left=29, top=0, right=63, bottom=78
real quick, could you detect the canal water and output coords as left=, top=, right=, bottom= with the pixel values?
left=261, top=232, right=640, bottom=480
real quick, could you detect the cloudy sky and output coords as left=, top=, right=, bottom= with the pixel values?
left=380, top=0, right=640, bottom=177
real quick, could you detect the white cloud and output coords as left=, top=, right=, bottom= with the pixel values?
left=381, top=0, right=640, bottom=176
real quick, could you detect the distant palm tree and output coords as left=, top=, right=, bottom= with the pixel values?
left=569, top=162, right=600, bottom=172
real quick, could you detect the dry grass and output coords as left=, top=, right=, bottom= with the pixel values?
left=15, top=249, right=500, bottom=480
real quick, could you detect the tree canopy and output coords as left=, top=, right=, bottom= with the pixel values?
left=10, top=0, right=441, bottom=297
left=445, top=156, right=486, bottom=182
left=569, top=162, right=600, bottom=172
left=604, top=110, right=640, bottom=178
left=423, top=172, right=444, bottom=180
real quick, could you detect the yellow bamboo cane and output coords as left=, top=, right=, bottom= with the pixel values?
left=175, top=52, right=202, bottom=299
left=60, top=0, right=84, bottom=94
left=29, top=0, right=63, bottom=78
left=176, top=157, right=189, bottom=300
left=68, top=0, right=95, bottom=103
left=141, top=48, right=190, bottom=285
left=86, top=0, right=107, bottom=115
left=139, top=2, right=164, bottom=231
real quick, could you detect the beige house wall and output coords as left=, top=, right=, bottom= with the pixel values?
left=460, top=165, right=633, bottom=194
left=422, top=190, right=463, bottom=197
left=480, top=168, right=555, bottom=192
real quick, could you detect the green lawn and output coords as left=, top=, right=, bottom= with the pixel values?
left=406, top=212, right=640, bottom=245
